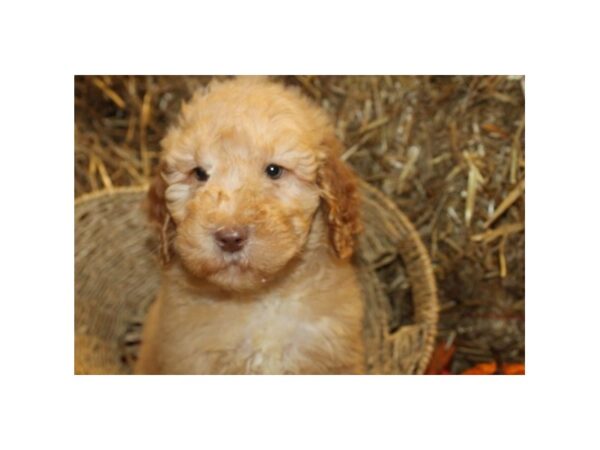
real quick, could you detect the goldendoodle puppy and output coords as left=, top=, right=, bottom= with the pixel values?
left=135, top=77, right=364, bottom=374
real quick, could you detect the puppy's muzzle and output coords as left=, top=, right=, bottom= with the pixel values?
left=214, top=226, right=249, bottom=253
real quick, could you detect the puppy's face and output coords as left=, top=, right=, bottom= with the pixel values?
left=149, top=78, right=361, bottom=291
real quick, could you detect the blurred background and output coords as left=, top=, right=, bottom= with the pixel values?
left=75, top=75, right=525, bottom=374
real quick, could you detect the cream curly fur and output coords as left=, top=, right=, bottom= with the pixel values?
left=135, top=77, right=364, bottom=374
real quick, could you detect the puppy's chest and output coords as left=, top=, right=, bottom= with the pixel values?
left=198, top=295, right=337, bottom=373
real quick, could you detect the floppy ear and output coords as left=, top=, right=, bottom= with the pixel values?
left=145, top=166, right=175, bottom=264
left=317, top=135, right=363, bottom=259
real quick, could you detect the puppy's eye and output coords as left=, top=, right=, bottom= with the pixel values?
left=265, top=164, right=284, bottom=180
left=193, top=166, right=209, bottom=182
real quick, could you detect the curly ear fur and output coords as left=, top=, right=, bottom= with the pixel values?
left=145, top=166, right=174, bottom=264
left=318, top=135, right=362, bottom=259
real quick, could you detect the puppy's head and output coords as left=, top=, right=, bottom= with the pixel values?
left=148, top=77, right=361, bottom=291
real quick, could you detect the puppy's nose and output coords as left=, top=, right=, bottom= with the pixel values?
left=214, top=227, right=249, bottom=253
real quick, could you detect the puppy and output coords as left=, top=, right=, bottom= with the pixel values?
left=135, top=77, right=364, bottom=374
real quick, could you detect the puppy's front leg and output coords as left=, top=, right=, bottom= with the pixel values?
left=134, top=298, right=162, bottom=374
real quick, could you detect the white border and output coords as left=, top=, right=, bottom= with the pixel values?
left=2, top=0, right=600, bottom=448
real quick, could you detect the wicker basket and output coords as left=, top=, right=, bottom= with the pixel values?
left=75, top=181, right=438, bottom=374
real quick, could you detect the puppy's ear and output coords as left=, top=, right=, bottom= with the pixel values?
left=145, top=166, right=174, bottom=264
left=318, top=134, right=363, bottom=259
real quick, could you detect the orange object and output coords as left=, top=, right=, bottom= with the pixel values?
left=462, top=361, right=497, bottom=375
left=501, top=363, right=525, bottom=375
left=425, top=343, right=456, bottom=374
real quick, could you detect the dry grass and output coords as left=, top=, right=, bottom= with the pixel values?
left=75, top=75, right=525, bottom=373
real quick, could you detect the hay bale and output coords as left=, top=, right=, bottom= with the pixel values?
left=75, top=75, right=525, bottom=373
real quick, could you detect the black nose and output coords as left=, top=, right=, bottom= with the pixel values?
left=214, top=227, right=249, bottom=253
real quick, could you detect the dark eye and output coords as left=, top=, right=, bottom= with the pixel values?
left=193, top=166, right=209, bottom=182
left=265, top=164, right=284, bottom=180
